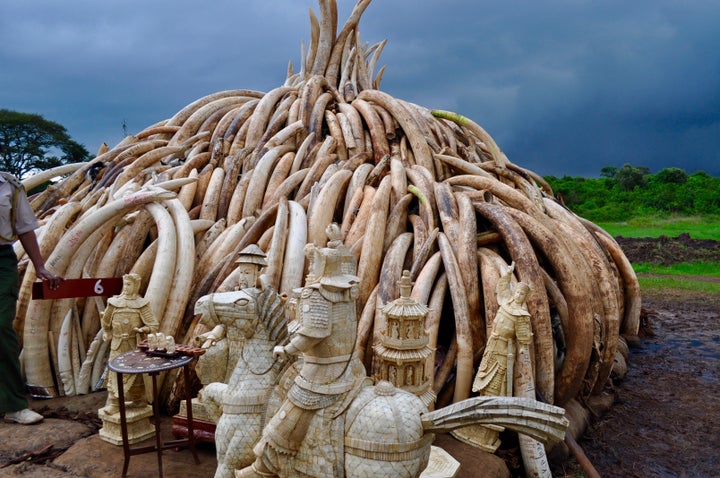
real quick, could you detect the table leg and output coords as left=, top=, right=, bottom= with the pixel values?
left=151, top=373, right=163, bottom=478
left=183, top=364, right=200, bottom=464
left=117, top=372, right=130, bottom=477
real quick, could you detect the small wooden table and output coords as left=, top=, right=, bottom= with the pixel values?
left=108, top=350, right=200, bottom=477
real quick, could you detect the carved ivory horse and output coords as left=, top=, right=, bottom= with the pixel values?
left=196, top=288, right=289, bottom=478
left=198, top=292, right=569, bottom=478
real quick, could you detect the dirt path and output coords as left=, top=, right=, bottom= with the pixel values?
left=0, top=391, right=219, bottom=477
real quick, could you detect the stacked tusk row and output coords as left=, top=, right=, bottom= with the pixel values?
left=16, top=0, right=638, bottom=445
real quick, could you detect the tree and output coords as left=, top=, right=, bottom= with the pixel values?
left=0, top=109, right=90, bottom=179
left=599, top=166, right=618, bottom=179
left=654, top=167, right=689, bottom=185
left=615, top=163, right=648, bottom=192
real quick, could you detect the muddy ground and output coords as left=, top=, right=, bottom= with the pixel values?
left=567, top=288, right=720, bottom=478
left=1, top=234, right=718, bottom=477
left=559, top=234, right=720, bottom=478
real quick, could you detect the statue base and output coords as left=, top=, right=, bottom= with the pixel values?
left=420, top=446, right=461, bottom=477
left=171, top=397, right=217, bottom=443
left=98, top=405, right=155, bottom=446
left=450, top=424, right=504, bottom=453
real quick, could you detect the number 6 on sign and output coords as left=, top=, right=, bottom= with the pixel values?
left=31, top=277, right=124, bottom=300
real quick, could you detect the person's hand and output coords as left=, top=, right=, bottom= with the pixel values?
left=36, top=266, right=63, bottom=290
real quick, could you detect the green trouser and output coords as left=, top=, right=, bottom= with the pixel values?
left=0, top=245, right=28, bottom=414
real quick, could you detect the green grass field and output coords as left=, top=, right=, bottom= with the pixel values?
left=634, top=261, right=720, bottom=295
left=637, top=275, right=720, bottom=294
left=595, top=216, right=720, bottom=294
left=632, top=262, right=720, bottom=276
left=596, top=215, right=720, bottom=240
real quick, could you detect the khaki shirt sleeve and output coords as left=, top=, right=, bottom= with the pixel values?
left=13, top=187, right=40, bottom=236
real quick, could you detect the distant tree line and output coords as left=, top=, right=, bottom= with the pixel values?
left=545, top=164, right=720, bottom=221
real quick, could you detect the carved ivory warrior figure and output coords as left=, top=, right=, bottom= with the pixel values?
left=475, top=262, right=532, bottom=396
left=195, top=244, right=268, bottom=385
left=457, top=261, right=533, bottom=452
left=240, top=224, right=367, bottom=477
left=101, top=273, right=159, bottom=414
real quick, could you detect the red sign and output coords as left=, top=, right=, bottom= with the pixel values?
left=32, top=277, right=124, bottom=300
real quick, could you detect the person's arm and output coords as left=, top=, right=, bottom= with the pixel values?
left=18, top=230, right=62, bottom=289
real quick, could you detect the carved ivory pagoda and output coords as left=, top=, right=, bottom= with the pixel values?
left=373, top=270, right=435, bottom=408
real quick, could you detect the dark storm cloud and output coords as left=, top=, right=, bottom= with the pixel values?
left=1, top=0, right=718, bottom=178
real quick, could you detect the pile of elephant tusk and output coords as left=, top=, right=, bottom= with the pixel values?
left=16, top=0, right=638, bottom=451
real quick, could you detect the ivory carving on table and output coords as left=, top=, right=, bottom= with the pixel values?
left=452, top=261, right=532, bottom=452
left=98, top=272, right=158, bottom=445
left=148, top=332, right=176, bottom=353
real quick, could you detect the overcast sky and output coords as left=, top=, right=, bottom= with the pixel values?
left=1, top=0, right=718, bottom=178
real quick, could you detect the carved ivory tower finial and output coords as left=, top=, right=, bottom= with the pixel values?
left=373, top=270, right=435, bottom=408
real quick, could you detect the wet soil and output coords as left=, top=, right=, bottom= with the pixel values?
left=573, top=288, right=720, bottom=478
left=562, top=234, right=720, bottom=478
left=1, top=235, right=718, bottom=477
left=614, top=233, right=720, bottom=266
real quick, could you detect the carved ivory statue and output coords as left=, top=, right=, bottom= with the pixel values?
left=238, top=224, right=368, bottom=477
left=217, top=225, right=568, bottom=478
left=195, top=244, right=268, bottom=386
left=100, top=273, right=159, bottom=415
left=453, top=261, right=533, bottom=452
left=194, top=246, right=287, bottom=477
